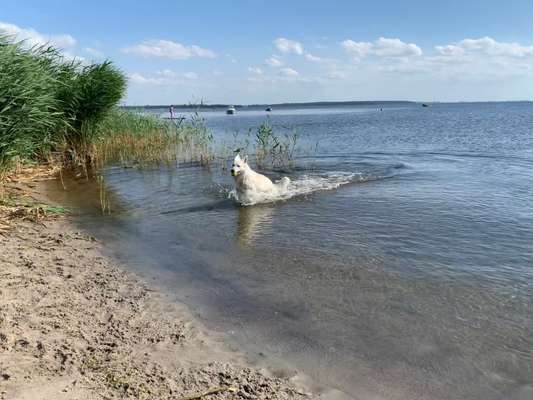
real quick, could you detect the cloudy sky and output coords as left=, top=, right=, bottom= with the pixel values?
left=2, top=0, right=533, bottom=105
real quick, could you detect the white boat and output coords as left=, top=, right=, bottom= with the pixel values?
left=226, top=105, right=236, bottom=115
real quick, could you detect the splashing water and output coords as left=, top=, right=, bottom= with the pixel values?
left=228, top=171, right=369, bottom=205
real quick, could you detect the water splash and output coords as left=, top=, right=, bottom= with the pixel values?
left=227, top=171, right=370, bottom=205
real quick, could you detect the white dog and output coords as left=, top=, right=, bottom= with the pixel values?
left=231, top=154, right=290, bottom=204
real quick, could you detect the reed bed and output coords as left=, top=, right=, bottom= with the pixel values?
left=0, top=34, right=215, bottom=183
left=89, top=110, right=214, bottom=168
left=0, top=35, right=125, bottom=174
left=0, top=34, right=218, bottom=228
left=0, top=38, right=64, bottom=172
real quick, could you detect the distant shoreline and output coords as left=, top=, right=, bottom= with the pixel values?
left=123, top=100, right=533, bottom=110
left=123, top=100, right=416, bottom=110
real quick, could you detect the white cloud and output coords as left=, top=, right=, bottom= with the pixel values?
left=156, top=69, right=198, bottom=80
left=324, top=70, right=347, bottom=80
left=373, top=38, right=422, bottom=57
left=279, top=67, right=299, bottom=78
left=434, top=44, right=465, bottom=57
left=247, top=69, right=311, bottom=84
left=436, top=37, right=533, bottom=58
left=305, top=53, right=323, bottom=62
left=226, top=54, right=238, bottom=63
left=124, top=34, right=533, bottom=105
left=304, top=52, right=337, bottom=64
left=84, top=47, right=104, bottom=58
left=122, top=39, right=216, bottom=60
left=128, top=73, right=163, bottom=85
left=248, top=66, right=263, bottom=75
left=158, top=69, right=175, bottom=76
left=274, top=38, right=304, bottom=55
left=265, top=56, right=283, bottom=67
left=0, top=21, right=76, bottom=48
left=342, top=37, right=422, bottom=58
left=129, top=70, right=200, bottom=85
left=377, top=37, right=533, bottom=81
left=341, top=40, right=373, bottom=58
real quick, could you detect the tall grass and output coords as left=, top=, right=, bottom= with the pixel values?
left=0, top=34, right=215, bottom=181
left=89, top=109, right=213, bottom=168
left=58, top=61, right=127, bottom=164
left=0, top=37, right=65, bottom=170
left=0, top=35, right=126, bottom=174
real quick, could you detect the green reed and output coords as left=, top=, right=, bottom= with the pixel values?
left=0, top=35, right=126, bottom=173
left=88, top=109, right=214, bottom=168
left=219, top=119, right=299, bottom=169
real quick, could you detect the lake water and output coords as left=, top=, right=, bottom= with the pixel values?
left=45, top=102, right=533, bottom=399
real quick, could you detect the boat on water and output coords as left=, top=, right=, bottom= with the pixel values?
left=265, top=106, right=272, bottom=112
left=226, top=105, right=236, bottom=115
left=422, top=103, right=429, bottom=107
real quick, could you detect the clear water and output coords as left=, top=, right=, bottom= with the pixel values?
left=45, top=102, right=533, bottom=399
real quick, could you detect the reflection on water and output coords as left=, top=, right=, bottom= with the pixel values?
left=236, top=205, right=275, bottom=246
left=41, top=103, right=533, bottom=400
left=38, top=172, right=125, bottom=215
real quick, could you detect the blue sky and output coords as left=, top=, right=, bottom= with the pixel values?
left=2, top=0, right=533, bottom=104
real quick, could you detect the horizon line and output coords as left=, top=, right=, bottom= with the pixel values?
left=122, top=100, right=533, bottom=108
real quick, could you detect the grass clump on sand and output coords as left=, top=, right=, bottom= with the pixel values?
left=0, top=194, right=70, bottom=233
left=0, top=196, right=69, bottom=217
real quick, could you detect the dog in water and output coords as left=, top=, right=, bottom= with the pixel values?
left=230, top=154, right=290, bottom=204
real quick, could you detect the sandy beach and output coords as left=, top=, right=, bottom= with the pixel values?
left=0, top=183, right=312, bottom=399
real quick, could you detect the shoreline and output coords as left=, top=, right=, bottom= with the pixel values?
left=0, top=181, right=315, bottom=399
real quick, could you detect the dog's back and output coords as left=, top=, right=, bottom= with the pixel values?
left=247, top=169, right=276, bottom=192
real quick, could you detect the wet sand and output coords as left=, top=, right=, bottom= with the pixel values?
left=0, top=184, right=313, bottom=399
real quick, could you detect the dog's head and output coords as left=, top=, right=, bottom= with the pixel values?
left=231, top=154, right=248, bottom=177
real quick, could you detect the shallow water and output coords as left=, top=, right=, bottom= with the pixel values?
left=44, top=102, right=533, bottom=399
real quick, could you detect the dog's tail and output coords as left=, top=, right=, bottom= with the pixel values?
left=276, top=176, right=291, bottom=192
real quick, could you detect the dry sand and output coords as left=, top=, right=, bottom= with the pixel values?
left=0, top=198, right=314, bottom=399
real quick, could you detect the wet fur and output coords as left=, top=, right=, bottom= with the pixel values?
left=231, top=155, right=290, bottom=204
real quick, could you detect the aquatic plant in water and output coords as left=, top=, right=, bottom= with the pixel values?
left=254, top=119, right=298, bottom=168
left=218, top=119, right=299, bottom=170
left=90, top=109, right=214, bottom=169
